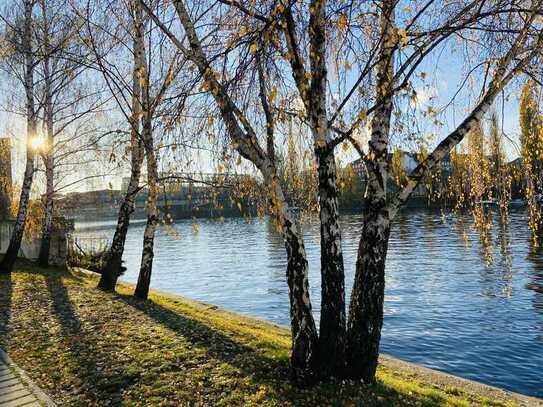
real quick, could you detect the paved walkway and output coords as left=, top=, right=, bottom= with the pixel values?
left=0, top=350, right=55, bottom=407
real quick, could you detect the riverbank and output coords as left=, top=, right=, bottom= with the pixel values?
left=0, top=263, right=539, bottom=406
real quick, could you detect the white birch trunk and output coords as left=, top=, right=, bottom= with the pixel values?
left=166, top=0, right=319, bottom=382
left=97, top=1, right=144, bottom=290
left=0, top=0, right=37, bottom=274
left=38, top=1, right=55, bottom=267
left=134, top=116, right=158, bottom=300
left=346, top=0, right=395, bottom=382
left=307, top=0, right=347, bottom=377
left=134, top=4, right=158, bottom=299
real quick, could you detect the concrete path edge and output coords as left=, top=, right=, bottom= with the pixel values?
left=0, top=348, right=56, bottom=406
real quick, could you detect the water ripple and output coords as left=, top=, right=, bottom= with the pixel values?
left=76, top=209, right=543, bottom=397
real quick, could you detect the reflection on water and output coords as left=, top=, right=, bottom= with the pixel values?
left=527, top=241, right=543, bottom=316
left=75, top=209, right=543, bottom=397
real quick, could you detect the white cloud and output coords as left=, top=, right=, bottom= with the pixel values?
left=413, top=85, right=437, bottom=110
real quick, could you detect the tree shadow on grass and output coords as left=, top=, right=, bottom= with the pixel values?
left=0, top=272, right=12, bottom=347
left=119, top=293, right=287, bottom=374
left=44, top=271, right=139, bottom=404
left=118, top=293, right=457, bottom=407
left=1, top=265, right=468, bottom=406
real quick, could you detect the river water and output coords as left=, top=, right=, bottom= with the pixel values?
left=75, top=209, right=543, bottom=397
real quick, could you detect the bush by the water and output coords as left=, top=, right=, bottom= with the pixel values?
left=67, top=237, right=125, bottom=275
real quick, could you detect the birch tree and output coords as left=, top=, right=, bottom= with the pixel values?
left=88, top=0, right=147, bottom=291
left=36, top=0, right=54, bottom=267
left=144, top=0, right=543, bottom=384
left=0, top=0, right=39, bottom=274
left=356, top=4, right=543, bottom=383
left=34, top=0, right=100, bottom=266
left=82, top=0, right=189, bottom=297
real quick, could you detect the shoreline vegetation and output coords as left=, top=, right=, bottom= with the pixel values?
left=1, top=0, right=543, bottom=394
left=0, top=263, right=539, bottom=406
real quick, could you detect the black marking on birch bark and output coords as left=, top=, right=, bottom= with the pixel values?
left=170, top=0, right=320, bottom=384
left=346, top=200, right=390, bottom=382
left=135, top=107, right=158, bottom=300
left=284, top=217, right=319, bottom=384
left=37, top=155, right=54, bottom=267
left=344, top=0, right=395, bottom=382
left=38, top=32, right=55, bottom=268
left=307, top=0, right=348, bottom=379
left=315, top=147, right=346, bottom=378
left=133, top=6, right=158, bottom=301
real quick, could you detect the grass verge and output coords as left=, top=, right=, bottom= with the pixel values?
left=0, top=263, right=527, bottom=406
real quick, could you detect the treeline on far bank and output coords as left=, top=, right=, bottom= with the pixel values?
left=337, top=83, right=543, bottom=214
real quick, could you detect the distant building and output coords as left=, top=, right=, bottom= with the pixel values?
left=350, top=158, right=366, bottom=177
left=58, top=171, right=256, bottom=220
left=0, top=138, right=12, bottom=220
left=55, top=189, right=122, bottom=220
left=57, top=189, right=122, bottom=211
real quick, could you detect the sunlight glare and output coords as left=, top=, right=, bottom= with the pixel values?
left=30, top=135, right=45, bottom=151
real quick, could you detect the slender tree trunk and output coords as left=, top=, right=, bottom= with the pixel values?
left=262, top=168, right=318, bottom=384
left=345, top=0, right=395, bottom=382
left=305, top=0, right=347, bottom=378
left=346, top=198, right=390, bottom=382
left=268, top=171, right=319, bottom=384
left=134, top=47, right=158, bottom=301
left=0, top=0, right=36, bottom=274
left=132, top=0, right=157, bottom=301
left=256, top=52, right=275, bottom=165
left=315, top=148, right=346, bottom=378
left=37, top=140, right=54, bottom=267
left=97, top=21, right=144, bottom=290
left=284, top=221, right=319, bottom=383
left=96, top=142, right=142, bottom=290
left=0, top=157, right=35, bottom=274
left=38, top=22, right=54, bottom=267
left=134, top=120, right=158, bottom=300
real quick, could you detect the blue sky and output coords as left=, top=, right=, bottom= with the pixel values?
left=0, top=3, right=532, bottom=192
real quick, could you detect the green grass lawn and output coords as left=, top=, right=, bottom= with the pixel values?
left=0, top=263, right=522, bottom=406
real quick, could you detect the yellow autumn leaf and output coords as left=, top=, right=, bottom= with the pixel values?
left=270, top=86, right=277, bottom=102
left=337, top=14, right=348, bottom=31
left=398, top=29, right=409, bottom=45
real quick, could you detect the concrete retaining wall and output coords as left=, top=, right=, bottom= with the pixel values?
left=0, top=220, right=69, bottom=266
